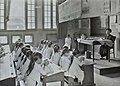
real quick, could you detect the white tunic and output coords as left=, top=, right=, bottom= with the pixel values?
left=43, top=47, right=54, bottom=60
left=51, top=52, right=61, bottom=65
left=26, top=63, right=46, bottom=86
left=59, top=55, right=71, bottom=71
left=65, top=56, right=84, bottom=82
left=14, top=48, right=21, bottom=61
left=64, top=37, right=72, bottom=49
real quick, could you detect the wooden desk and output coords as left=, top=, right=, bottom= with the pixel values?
left=78, top=39, right=112, bottom=62
left=42, top=63, right=65, bottom=86
left=43, top=71, right=64, bottom=86
left=81, top=63, right=95, bottom=86
left=0, top=53, right=16, bottom=86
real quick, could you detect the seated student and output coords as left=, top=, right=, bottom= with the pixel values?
left=65, top=50, right=84, bottom=82
left=0, top=42, right=5, bottom=57
left=51, top=44, right=61, bottom=66
left=44, top=41, right=54, bottom=60
left=23, top=52, right=46, bottom=86
left=14, top=43, right=24, bottom=62
left=17, top=48, right=33, bottom=71
left=99, top=28, right=115, bottom=59
left=59, top=48, right=71, bottom=71
left=40, top=40, right=47, bottom=55
left=37, top=39, right=44, bottom=51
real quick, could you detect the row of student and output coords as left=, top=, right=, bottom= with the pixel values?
left=13, top=40, right=85, bottom=86
left=37, top=39, right=85, bottom=82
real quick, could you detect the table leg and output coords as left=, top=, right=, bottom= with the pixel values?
left=61, top=80, right=64, bottom=86
left=93, top=45, right=94, bottom=62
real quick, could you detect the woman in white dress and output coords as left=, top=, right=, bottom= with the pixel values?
left=64, top=34, right=72, bottom=50
left=51, top=44, right=61, bottom=66
left=24, top=52, right=46, bottom=86
left=43, top=41, right=54, bottom=60
left=59, top=48, right=71, bottom=71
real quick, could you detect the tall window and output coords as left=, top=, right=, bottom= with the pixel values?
left=27, top=0, right=36, bottom=29
left=7, top=0, right=25, bottom=30
left=0, top=0, right=4, bottom=30
left=44, top=0, right=57, bottom=29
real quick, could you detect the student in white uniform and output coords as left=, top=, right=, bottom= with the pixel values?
left=37, top=40, right=44, bottom=51
left=59, top=48, right=71, bottom=71
left=64, top=34, right=72, bottom=50
left=14, top=43, right=24, bottom=62
left=51, top=44, right=61, bottom=66
left=0, top=42, right=5, bottom=57
left=24, top=52, right=46, bottom=86
left=43, top=41, right=54, bottom=60
left=40, top=40, right=47, bottom=55
left=66, top=50, right=84, bottom=83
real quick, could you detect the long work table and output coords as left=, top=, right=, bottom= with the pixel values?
left=0, top=53, right=16, bottom=86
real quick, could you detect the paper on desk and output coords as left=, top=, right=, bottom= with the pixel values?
left=0, top=53, right=16, bottom=81
left=97, top=39, right=113, bottom=47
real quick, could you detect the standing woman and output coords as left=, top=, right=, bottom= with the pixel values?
left=64, top=34, right=72, bottom=50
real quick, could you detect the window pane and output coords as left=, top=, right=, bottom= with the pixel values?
left=25, top=35, right=33, bottom=43
left=53, top=0, right=56, bottom=5
left=0, top=22, right=4, bottom=29
left=0, top=10, right=4, bottom=16
left=53, top=17, right=56, bottom=22
left=28, top=23, right=32, bottom=29
left=53, top=6, right=56, bottom=11
left=0, top=4, right=4, bottom=9
left=53, top=12, right=56, bottom=17
left=12, top=36, right=21, bottom=43
left=28, top=5, right=32, bottom=10
left=0, top=36, right=8, bottom=44
left=53, top=22, right=57, bottom=28
left=0, top=0, right=4, bottom=3
left=28, top=11, right=35, bottom=16
left=31, top=23, right=35, bottom=28
left=0, top=17, right=4, bottom=22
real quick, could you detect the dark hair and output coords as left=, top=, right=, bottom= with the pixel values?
left=33, top=52, right=42, bottom=61
left=72, top=50, right=80, bottom=56
left=106, top=28, right=112, bottom=33
left=26, top=50, right=33, bottom=57
left=48, top=41, right=52, bottom=47
left=61, top=48, right=69, bottom=56
left=67, top=34, right=70, bottom=37
left=41, top=40, right=44, bottom=44
left=25, top=45, right=31, bottom=48
left=63, top=46, right=68, bottom=49
left=19, top=43, right=24, bottom=47
left=21, top=47, right=26, bottom=54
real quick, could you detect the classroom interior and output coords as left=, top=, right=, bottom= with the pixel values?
left=0, top=0, right=120, bottom=86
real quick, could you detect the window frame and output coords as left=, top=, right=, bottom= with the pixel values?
left=24, top=34, right=34, bottom=44
left=11, top=34, right=22, bottom=43
left=43, top=0, right=57, bottom=30
left=26, top=0, right=37, bottom=30
left=0, top=0, right=37, bottom=31
left=0, top=35, right=9, bottom=45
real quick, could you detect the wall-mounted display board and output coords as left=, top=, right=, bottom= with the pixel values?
left=59, top=0, right=81, bottom=23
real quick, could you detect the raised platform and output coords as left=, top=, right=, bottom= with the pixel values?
left=94, top=59, right=120, bottom=75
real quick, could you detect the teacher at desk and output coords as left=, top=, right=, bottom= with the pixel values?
left=99, top=28, right=116, bottom=60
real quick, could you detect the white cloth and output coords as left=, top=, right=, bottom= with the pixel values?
left=64, top=37, right=72, bottom=49
left=51, top=52, right=61, bottom=65
left=14, top=48, right=21, bottom=61
left=65, top=57, right=84, bottom=81
left=26, top=63, right=46, bottom=86
left=43, top=47, right=54, bottom=59
left=59, top=55, right=71, bottom=71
